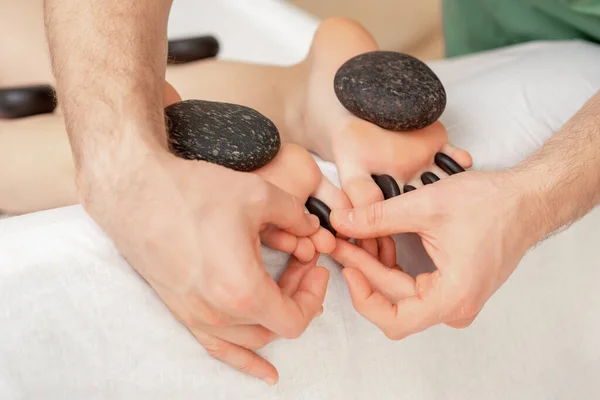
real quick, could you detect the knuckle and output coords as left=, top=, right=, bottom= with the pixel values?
left=247, top=331, right=276, bottom=350
left=419, top=190, right=443, bottom=224
left=243, top=176, right=270, bottom=208
left=176, top=309, right=204, bottom=329
left=202, top=340, right=228, bottom=361
left=278, top=320, right=307, bottom=340
left=210, top=280, right=258, bottom=316
left=284, top=325, right=305, bottom=340
left=183, top=290, right=237, bottom=328
left=237, top=355, right=259, bottom=375
left=176, top=295, right=206, bottom=329
left=365, top=201, right=385, bottom=228
left=202, top=309, right=232, bottom=328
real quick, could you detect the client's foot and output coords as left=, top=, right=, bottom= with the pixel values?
left=289, top=17, right=472, bottom=208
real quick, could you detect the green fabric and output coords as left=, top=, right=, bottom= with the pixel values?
left=443, top=0, right=600, bottom=57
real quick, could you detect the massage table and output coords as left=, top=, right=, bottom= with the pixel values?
left=1, top=0, right=599, bottom=398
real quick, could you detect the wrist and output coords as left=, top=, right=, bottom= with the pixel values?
left=502, top=165, right=556, bottom=249
left=74, top=118, right=168, bottom=205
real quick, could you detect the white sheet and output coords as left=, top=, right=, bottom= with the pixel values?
left=2, top=7, right=600, bottom=400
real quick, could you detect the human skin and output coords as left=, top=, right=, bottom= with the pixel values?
left=38, top=0, right=472, bottom=382
left=1, top=18, right=470, bottom=213
left=1, top=16, right=471, bottom=265
left=0, top=82, right=340, bottom=261
left=43, top=0, right=330, bottom=385
left=329, top=91, right=600, bottom=339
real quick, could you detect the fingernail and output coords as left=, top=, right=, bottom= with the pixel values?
left=316, top=307, right=324, bottom=317
left=332, top=209, right=353, bottom=226
left=263, top=377, right=277, bottom=386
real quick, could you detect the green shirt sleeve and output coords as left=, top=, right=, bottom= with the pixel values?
left=443, top=0, right=600, bottom=57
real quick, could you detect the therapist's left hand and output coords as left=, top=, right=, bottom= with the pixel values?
left=329, top=170, right=544, bottom=339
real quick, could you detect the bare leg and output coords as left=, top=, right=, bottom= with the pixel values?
left=0, top=83, right=181, bottom=214
left=0, top=115, right=75, bottom=213
left=0, top=0, right=53, bottom=87
left=0, top=11, right=467, bottom=221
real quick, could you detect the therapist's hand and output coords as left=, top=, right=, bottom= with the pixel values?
left=82, top=147, right=327, bottom=385
left=329, top=170, right=543, bottom=339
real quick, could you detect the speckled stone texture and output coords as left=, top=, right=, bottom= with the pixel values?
left=334, top=51, right=446, bottom=131
left=165, top=100, right=281, bottom=172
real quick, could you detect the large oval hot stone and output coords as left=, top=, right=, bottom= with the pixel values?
left=165, top=100, right=281, bottom=172
left=334, top=51, right=446, bottom=131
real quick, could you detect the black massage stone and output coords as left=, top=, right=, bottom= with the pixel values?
left=372, top=174, right=401, bottom=199
left=165, top=100, right=281, bottom=172
left=434, top=152, right=465, bottom=175
left=421, top=172, right=440, bottom=185
left=403, top=184, right=416, bottom=193
left=0, top=85, right=56, bottom=119
left=334, top=51, right=446, bottom=131
left=305, top=197, right=336, bottom=236
left=167, top=35, right=220, bottom=64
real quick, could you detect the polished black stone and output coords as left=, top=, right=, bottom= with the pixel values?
left=167, top=35, right=220, bottom=64
left=403, top=184, right=417, bottom=193
left=334, top=51, right=446, bottom=131
left=305, top=197, right=336, bottom=236
left=421, top=172, right=440, bottom=185
left=372, top=174, right=401, bottom=199
left=0, top=85, right=56, bottom=119
left=165, top=100, right=281, bottom=172
left=434, top=152, right=465, bottom=175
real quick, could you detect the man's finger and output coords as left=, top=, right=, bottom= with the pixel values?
left=261, top=228, right=317, bottom=264
left=260, top=227, right=297, bottom=254
left=253, top=263, right=329, bottom=339
left=330, top=190, right=430, bottom=239
left=341, top=267, right=398, bottom=330
left=356, top=239, right=379, bottom=260
left=293, top=237, right=316, bottom=263
left=278, top=255, right=320, bottom=297
left=377, top=236, right=397, bottom=269
left=309, top=228, right=337, bottom=254
left=385, top=271, right=446, bottom=340
left=192, top=329, right=278, bottom=386
left=338, top=164, right=384, bottom=258
left=195, top=324, right=277, bottom=351
left=331, top=239, right=416, bottom=302
left=261, top=182, right=320, bottom=237
left=445, top=314, right=478, bottom=329
left=343, top=266, right=447, bottom=340
left=387, top=295, right=444, bottom=340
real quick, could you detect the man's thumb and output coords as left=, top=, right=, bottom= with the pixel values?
left=330, top=195, right=426, bottom=238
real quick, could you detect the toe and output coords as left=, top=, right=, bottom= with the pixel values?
left=442, top=144, right=472, bottom=169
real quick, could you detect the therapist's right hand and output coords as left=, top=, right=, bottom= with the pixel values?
left=80, top=147, right=328, bottom=385
left=329, top=170, right=543, bottom=340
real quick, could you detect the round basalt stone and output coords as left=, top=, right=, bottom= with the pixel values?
left=334, top=51, right=446, bottom=131
left=165, top=100, right=281, bottom=172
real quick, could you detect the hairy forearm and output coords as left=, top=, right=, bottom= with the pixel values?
left=44, top=0, right=173, bottom=174
left=514, top=91, right=600, bottom=242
